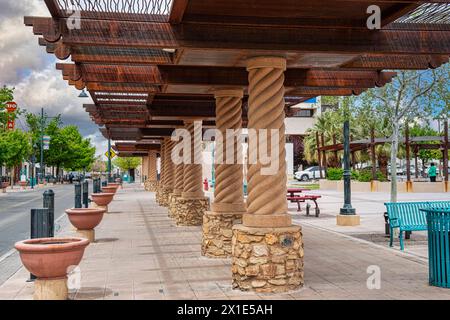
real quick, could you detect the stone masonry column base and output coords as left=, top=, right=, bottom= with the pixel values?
left=202, top=211, right=243, bottom=258
left=231, top=224, right=304, bottom=293
left=155, top=184, right=162, bottom=205
left=175, top=197, right=210, bottom=226
left=76, top=229, right=95, bottom=243
left=147, top=180, right=158, bottom=192
left=160, top=187, right=173, bottom=207
left=34, top=278, right=68, bottom=300
left=168, top=193, right=181, bottom=218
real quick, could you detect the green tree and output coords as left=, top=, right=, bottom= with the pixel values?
left=25, top=112, right=62, bottom=161
left=0, top=86, right=15, bottom=130
left=0, top=130, right=31, bottom=185
left=58, top=126, right=96, bottom=171
left=113, top=157, right=142, bottom=172
left=363, top=70, right=437, bottom=202
left=25, top=113, right=96, bottom=174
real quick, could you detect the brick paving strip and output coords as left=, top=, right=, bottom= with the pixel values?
left=1, top=184, right=450, bottom=300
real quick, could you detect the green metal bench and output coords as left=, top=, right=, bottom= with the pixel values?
left=384, top=201, right=450, bottom=250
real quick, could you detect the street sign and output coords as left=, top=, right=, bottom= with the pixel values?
left=6, top=102, right=17, bottom=130
left=105, top=149, right=117, bottom=159
left=43, top=135, right=51, bottom=150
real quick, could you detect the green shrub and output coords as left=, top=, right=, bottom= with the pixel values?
left=326, top=168, right=343, bottom=180
left=326, top=168, right=360, bottom=180
left=356, top=168, right=387, bottom=182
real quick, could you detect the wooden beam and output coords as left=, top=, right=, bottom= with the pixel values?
left=58, top=62, right=396, bottom=89
left=25, top=17, right=450, bottom=55
left=342, top=54, right=450, bottom=69
left=169, top=0, right=189, bottom=24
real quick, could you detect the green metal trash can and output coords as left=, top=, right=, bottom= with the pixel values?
left=421, top=208, right=450, bottom=288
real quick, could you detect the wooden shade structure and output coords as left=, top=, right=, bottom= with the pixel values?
left=25, top=0, right=450, bottom=151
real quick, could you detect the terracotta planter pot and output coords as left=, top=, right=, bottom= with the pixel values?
left=107, top=183, right=120, bottom=190
left=101, top=186, right=117, bottom=194
left=15, top=237, right=90, bottom=279
left=19, top=181, right=27, bottom=187
left=91, top=192, right=114, bottom=206
left=65, top=208, right=106, bottom=230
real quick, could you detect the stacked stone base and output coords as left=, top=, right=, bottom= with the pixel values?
left=149, top=181, right=158, bottom=192
left=168, top=193, right=181, bottom=218
left=160, top=187, right=172, bottom=207
left=202, top=211, right=243, bottom=258
left=155, top=184, right=162, bottom=205
left=231, top=224, right=304, bottom=293
left=174, top=197, right=210, bottom=226
left=144, top=179, right=158, bottom=192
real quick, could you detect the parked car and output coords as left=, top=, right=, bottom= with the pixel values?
left=294, top=166, right=325, bottom=181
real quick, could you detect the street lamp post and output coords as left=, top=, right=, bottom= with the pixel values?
left=337, top=119, right=360, bottom=226
left=340, top=120, right=355, bottom=215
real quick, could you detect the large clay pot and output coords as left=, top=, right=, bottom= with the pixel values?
left=101, top=186, right=117, bottom=194
left=107, top=183, right=120, bottom=190
left=91, top=192, right=114, bottom=206
left=65, top=208, right=106, bottom=230
left=15, top=237, right=90, bottom=279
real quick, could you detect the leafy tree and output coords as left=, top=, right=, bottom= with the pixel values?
left=0, top=130, right=31, bottom=184
left=0, top=86, right=15, bottom=130
left=363, top=70, right=437, bottom=202
left=25, top=112, right=62, bottom=160
left=25, top=113, right=96, bottom=174
left=113, top=157, right=141, bottom=172
left=58, top=126, right=96, bottom=171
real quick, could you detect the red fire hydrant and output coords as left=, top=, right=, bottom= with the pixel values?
left=203, top=178, right=209, bottom=191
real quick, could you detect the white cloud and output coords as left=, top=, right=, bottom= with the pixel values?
left=0, top=0, right=107, bottom=157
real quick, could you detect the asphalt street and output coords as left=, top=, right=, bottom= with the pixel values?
left=0, top=183, right=82, bottom=285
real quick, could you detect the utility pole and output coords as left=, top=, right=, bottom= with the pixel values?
left=40, top=108, right=44, bottom=184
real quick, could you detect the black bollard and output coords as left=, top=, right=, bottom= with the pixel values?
left=384, top=212, right=390, bottom=236
left=82, top=180, right=89, bottom=208
left=75, top=183, right=82, bottom=208
left=43, top=190, right=55, bottom=237
left=29, top=208, right=52, bottom=281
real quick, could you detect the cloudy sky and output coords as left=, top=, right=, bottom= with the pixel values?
left=0, top=0, right=108, bottom=157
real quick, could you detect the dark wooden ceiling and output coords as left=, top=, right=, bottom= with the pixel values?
left=25, top=0, right=450, bottom=155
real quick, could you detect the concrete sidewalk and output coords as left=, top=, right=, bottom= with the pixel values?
left=1, top=185, right=450, bottom=300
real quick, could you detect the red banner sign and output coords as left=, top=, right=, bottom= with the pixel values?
left=5, top=102, right=17, bottom=130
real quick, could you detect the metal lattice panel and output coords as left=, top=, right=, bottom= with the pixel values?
left=56, top=0, right=172, bottom=15
left=396, top=3, right=450, bottom=24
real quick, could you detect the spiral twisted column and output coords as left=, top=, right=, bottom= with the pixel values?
left=145, top=150, right=158, bottom=192
left=156, top=140, right=166, bottom=204
left=173, top=150, right=184, bottom=196
left=211, top=89, right=246, bottom=213
left=148, top=151, right=157, bottom=182
left=142, top=156, right=148, bottom=181
left=160, top=140, right=166, bottom=186
left=231, top=57, right=303, bottom=293
left=243, top=56, right=290, bottom=228
left=182, top=121, right=204, bottom=199
left=165, top=139, right=175, bottom=190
